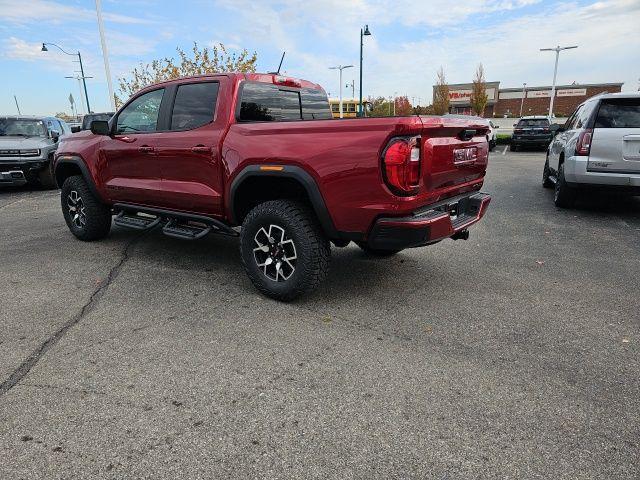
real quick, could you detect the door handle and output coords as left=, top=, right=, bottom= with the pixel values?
left=138, top=146, right=154, bottom=153
left=191, top=145, right=211, bottom=154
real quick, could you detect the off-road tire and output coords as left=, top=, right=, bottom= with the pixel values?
left=356, top=242, right=402, bottom=257
left=240, top=200, right=330, bottom=301
left=553, top=163, right=576, bottom=209
left=38, top=158, right=57, bottom=189
left=61, top=175, right=112, bottom=241
left=542, top=157, right=554, bottom=188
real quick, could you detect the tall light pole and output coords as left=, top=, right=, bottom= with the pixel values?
left=95, top=0, right=116, bottom=111
left=329, top=65, right=353, bottom=118
left=42, top=42, right=91, bottom=113
left=519, top=82, right=527, bottom=118
left=359, top=24, right=372, bottom=117
left=540, top=45, right=577, bottom=118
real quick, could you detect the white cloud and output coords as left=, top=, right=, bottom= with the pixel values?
left=0, top=0, right=153, bottom=25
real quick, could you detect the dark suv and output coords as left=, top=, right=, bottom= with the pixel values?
left=511, top=116, right=553, bottom=151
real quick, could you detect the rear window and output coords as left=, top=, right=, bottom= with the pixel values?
left=239, top=82, right=330, bottom=122
left=170, top=82, right=219, bottom=130
left=517, top=119, right=550, bottom=127
left=595, top=98, right=640, bottom=128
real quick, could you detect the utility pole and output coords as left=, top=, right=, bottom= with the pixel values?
left=346, top=80, right=355, bottom=99
left=329, top=65, right=353, bottom=118
left=519, top=82, right=527, bottom=118
left=540, top=45, right=578, bottom=118
left=95, top=0, right=116, bottom=110
left=43, top=42, right=91, bottom=113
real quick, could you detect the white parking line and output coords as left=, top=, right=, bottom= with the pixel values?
left=502, top=146, right=508, bottom=155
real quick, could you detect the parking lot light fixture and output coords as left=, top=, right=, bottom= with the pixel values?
left=540, top=45, right=578, bottom=119
left=42, top=42, right=91, bottom=113
left=359, top=24, right=372, bottom=117
left=329, top=65, right=354, bottom=118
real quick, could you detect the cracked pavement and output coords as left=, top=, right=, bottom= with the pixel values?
left=0, top=151, right=639, bottom=479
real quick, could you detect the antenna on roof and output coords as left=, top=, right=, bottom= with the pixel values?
left=276, top=52, right=286, bottom=74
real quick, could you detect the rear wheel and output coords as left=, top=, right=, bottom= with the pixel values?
left=554, top=163, right=577, bottom=208
left=542, top=157, right=554, bottom=188
left=240, top=200, right=330, bottom=301
left=61, top=175, right=112, bottom=241
left=356, top=242, right=402, bottom=257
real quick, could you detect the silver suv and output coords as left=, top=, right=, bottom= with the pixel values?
left=0, top=116, right=70, bottom=188
left=543, top=92, right=640, bottom=207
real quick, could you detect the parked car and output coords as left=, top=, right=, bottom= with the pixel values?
left=544, top=92, right=640, bottom=207
left=0, top=116, right=70, bottom=188
left=71, top=112, right=115, bottom=133
left=54, top=73, right=491, bottom=300
left=511, top=116, right=553, bottom=151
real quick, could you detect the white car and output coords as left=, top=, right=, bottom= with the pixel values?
left=544, top=92, right=640, bottom=207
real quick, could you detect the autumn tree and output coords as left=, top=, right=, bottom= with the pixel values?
left=394, top=96, right=412, bottom=116
left=470, top=63, right=489, bottom=116
left=433, top=67, right=450, bottom=115
left=368, top=96, right=393, bottom=117
left=116, top=42, right=258, bottom=107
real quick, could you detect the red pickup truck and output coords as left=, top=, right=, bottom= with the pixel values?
left=54, top=73, right=490, bottom=300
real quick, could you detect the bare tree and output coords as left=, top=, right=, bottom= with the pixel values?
left=471, top=63, right=489, bottom=116
left=116, top=42, right=258, bottom=107
left=433, top=67, right=450, bottom=115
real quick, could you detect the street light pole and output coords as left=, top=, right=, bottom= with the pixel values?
left=519, top=82, right=527, bottom=118
left=540, top=45, right=577, bottom=118
left=359, top=24, right=371, bottom=117
left=329, top=65, right=353, bottom=118
left=42, top=42, right=92, bottom=113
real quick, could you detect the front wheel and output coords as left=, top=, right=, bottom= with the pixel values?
left=542, top=157, right=554, bottom=188
left=240, top=200, right=330, bottom=301
left=61, top=175, right=112, bottom=241
left=554, top=163, right=577, bottom=209
left=38, top=158, right=57, bottom=189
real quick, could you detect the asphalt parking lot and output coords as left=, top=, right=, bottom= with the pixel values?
left=1, top=149, right=638, bottom=479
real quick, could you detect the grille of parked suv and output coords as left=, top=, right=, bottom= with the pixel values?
left=0, top=149, right=40, bottom=157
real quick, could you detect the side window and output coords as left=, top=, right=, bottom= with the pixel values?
left=170, top=82, right=219, bottom=130
left=301, top=88, right=332, bottom=120
left=575, top=101, right=595, bottom=129
left=564, top=107, right=581, bottom=130
left=116, top=88, right=165, bottom=134
left=239, top=82, right=302, bottom=122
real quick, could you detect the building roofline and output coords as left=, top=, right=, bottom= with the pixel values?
left=498, top=82, right=624, bottom=92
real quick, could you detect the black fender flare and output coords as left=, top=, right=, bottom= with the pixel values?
left=229, top=165, right=339, bottom=238
left=54, top=156, right=103, bottom=201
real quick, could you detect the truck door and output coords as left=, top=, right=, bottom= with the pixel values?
left=588, top=97, right=640, bottom=174
left=153, top=81, right=224, bottom=215
left=100, top=87, right=166, bottom=205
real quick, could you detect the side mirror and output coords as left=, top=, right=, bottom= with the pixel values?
left=513, top=123, right=517, bottom=127
left=50, top=130, right=60, bottom=142
left=90, top=120, right=110, bottom=136
left=71, top=125, right=81, bottom=133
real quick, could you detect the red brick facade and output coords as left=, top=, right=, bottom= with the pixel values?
left=438, top=83, right=623, bottom=118
left=493, top=85, right=622, bottom=117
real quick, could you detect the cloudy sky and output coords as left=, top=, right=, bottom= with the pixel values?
left=1, top=0, right=639, bottom=115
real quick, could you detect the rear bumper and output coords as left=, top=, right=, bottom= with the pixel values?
left=366, top=192, right=491, bottom=250
left=565, top=156, right=640, bottom=188
left=512, top=137, right=551, bottom=146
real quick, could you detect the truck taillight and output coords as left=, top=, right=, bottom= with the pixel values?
left=575, top=128, right=593, bottom=156
left=382, top=136, right=421, bottom=195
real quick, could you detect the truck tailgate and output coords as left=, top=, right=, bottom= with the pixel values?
left=419, top=116, right=490, bottom=194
